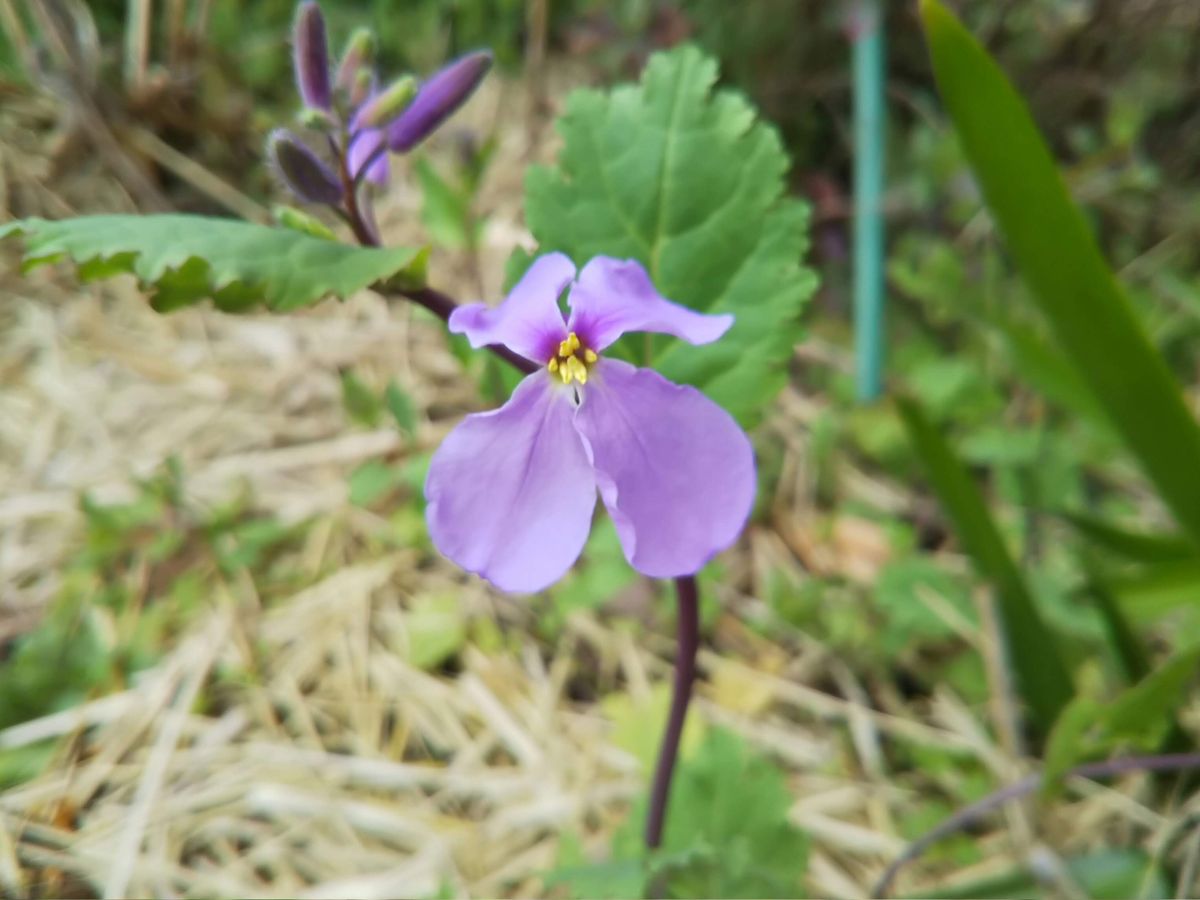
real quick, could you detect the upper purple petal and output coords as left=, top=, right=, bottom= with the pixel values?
left=387, top=50, right=493, bottom=153
left=449, top=253, right=574, bottom=363
left=426, top=373, right=597, bottom=593
left=292, top=1, right=331, bottom=110
left=572, top=359, right=755, bottom=578
left=347, top=127, right=389, bottom=185
left=566, top=257, right=733, bottom=352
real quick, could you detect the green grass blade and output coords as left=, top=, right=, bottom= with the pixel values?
left=898, top=396, right=1073, bottom=732
left=920, top=0, right=1200, bottom=547
left=1063, top=513, right=1196, bottom=565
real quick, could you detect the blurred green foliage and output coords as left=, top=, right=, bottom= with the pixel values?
left=0, top=463, right=308, bottom=784
left=550, top=728, right=808, bottom=898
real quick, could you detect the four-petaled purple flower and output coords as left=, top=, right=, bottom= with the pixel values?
left=425, top=254, right=756, bottom=593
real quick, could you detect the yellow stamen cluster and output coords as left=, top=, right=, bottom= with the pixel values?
left=547, top=331, right=598, bottom=385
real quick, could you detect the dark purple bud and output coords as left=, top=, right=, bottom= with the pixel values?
left=386, top=50, right=493, bottom=153
left=267, top=129, right=342, bottom=205
left=292, top=2, right=331, bottom=111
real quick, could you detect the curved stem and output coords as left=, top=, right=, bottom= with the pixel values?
left=337, top=154, right=536, bottom=375
left=645, top=575, right=700, bottom=851
left=402, top=285, right=536, bottom=374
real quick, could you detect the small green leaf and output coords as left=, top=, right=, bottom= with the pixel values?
left=340, top=370, right=383, bottom=428
left=384, top=380, right=418, bottom=437
left=0, top=215, right=426, bottom=312
left=405, top=594, right=467, bottom=671
left=1063, top=512, right=1196, bottom=565
left=522, top=46, right=816, bottom=427
left=1103, top=643, right=1200, bottom=741
left=414, top=158, right=478, bottom=249
left=921, top=0, right=1200, bottom=547
left=348, top=460, right=404, bottom=507
left=601, top=683, right=705, bottom=776
left=897, top=395, right=1074, bottom=732
left=1113, top=560, right=1200, bottom=625
left=1042, top=695, right=1105, bottom=794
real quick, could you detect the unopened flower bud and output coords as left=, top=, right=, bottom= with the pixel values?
left=292, top=1, right=331, bottom=110
left=353, top=76, right=417, bottom=129
left=335, top=27, right=375, bottom=95
left=387, top=50, right=493, bottom=153
left=273, top=204, right=337, bottom=240
left=297, top=106, right=337, bottom=131
left=267, top=129, right=342, bottom=205
left=350, top=68, right=373, bottom=108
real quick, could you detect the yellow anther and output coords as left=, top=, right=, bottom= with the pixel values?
left=584, top=349, right=598, bottom=364
left=567, top=332, right=581, bottom=352
left=567, top=355, right=588, bottom=384
left=548, top=357, right=559, bottom=373
left=559, top=363, right=571, bottom=384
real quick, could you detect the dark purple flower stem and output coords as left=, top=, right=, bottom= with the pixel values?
left=645, top=575, right=699, bottom=851
left=873, top=751, right=1200, bottom=898
left=336, top=141, right=379, bottom=248
left=338, top=149, right=535, bottom=375
left=344, top=175, right=701, bottom=863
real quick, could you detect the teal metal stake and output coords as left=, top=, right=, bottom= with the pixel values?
left=852, top=0, right=887, bottom=401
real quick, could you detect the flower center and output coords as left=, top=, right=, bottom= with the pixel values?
left=547, top=331, right=598, bottom=385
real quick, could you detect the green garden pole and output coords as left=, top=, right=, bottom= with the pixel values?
left=852, top=0, right=887, bottom=401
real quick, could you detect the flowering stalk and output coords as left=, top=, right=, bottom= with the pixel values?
left=342, top=185, right=711, bottom=857
left=645, top=575, right=699, bottom=851
left=311, top=6, right=738, bottom=859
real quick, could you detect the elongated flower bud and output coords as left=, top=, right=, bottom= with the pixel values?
left=296, top=106, right=336, bottom=131
left=292, top=2, right=331, bottom=110
left=267, top=129, right=342, bottom=205
left=335, top=27, right=375, bottom=95
left=350, top=68, right=373, bottom=108
left=353, top=76, right=417, bottom=129
left=387, top=50, right=493, bottom=153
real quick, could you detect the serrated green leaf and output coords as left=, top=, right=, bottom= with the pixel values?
left=921, top=0, right=1200, bottom=547
left=0, top=215, right=426, bottom=312
left=522, top=46, right=816, bottom=427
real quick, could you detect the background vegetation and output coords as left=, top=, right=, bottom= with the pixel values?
left=3, top=0, right=1200, bottom=897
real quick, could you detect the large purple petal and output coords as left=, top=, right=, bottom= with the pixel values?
left=449, top=253, right=574, bottom=363
left=426, top=373, right=596, bottom=593
left=572, top=359, right=755, bottom=578
left=566, top=257, right=733, bottom=352
left=348, top=128, right=389, bottom=185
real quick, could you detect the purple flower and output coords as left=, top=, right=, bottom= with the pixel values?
left=425, top=254, right=756, bottom=593
left=346, top=123, right=389, bottom=186
left=387, top=51, right=493, bottom=153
